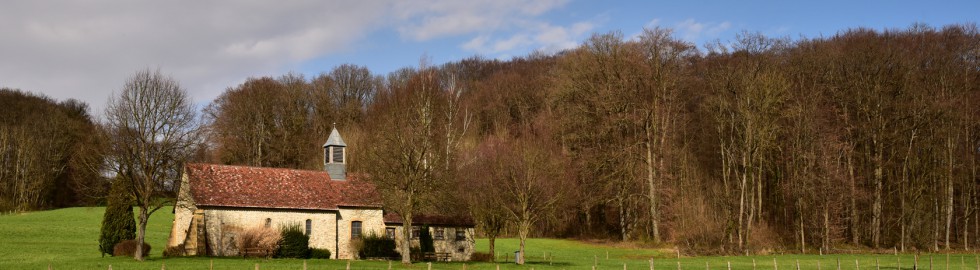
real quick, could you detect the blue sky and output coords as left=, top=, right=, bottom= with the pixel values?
left=0, top=0, right=976, bottom=114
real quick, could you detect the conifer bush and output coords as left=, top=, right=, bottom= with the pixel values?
left=98, top=179, right=136, bottom=256
left=276, top=224, right=310, bottom=258
left=357, top=233, right=397, bottom=259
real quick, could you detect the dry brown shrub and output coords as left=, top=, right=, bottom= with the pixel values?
left=237, top=226, right=281, bottom=257
left=113, top=239, right=151, bottom=257
left=669, top=194, right=727, bottom=255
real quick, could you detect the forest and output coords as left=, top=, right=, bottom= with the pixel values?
left=1, top=23, right=978, bottom=254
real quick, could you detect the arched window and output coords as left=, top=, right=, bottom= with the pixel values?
left=264, top=218, right=272, bottom=228
left=351, top=221, right=362, bottom=239
left=305, top=219, right=312, bottom=235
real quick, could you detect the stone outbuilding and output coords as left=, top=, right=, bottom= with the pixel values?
left=383, top=213, right=475, bottom=261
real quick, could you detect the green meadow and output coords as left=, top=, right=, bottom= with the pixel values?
left=1, top=207, right=976, bottom=270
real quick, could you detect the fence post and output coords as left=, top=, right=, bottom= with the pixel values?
left=428, top=262, right=431, bottom=270
left=753, top=258, right=757, bottom=270
left=255, top=263, right=260, bottom=270
left=389, top=261, right=392, bottom=270
left=876, top=258, right=880, bottom=270
left=210, top=259, right=214, bottom=270
left=161, top=262, right=166, bottom=270
left=348, top=260, right=352, bottom=270
left=797, top=260, right=801, bottom=270
left=931, top=255, right=934, bottom=270
left=303, top=260, right=307, bottom=270
left=678, top=260, right=682, bottom=270
left=856, top=259, right=860, bottom=270
left=707, top=261, right=710, bottom=270
left=651, top=258, right=655, bottom=270
left=836, top=258, right=840, bottom=270
left=947, top=254, right=950, bottom=270
left=108, top=265, right=112, bottom=270
left=774, top=258, right=779, bottom=270
left=729, top=261, right=732, bottom=270
left=818, top=260, right=822, bottom=270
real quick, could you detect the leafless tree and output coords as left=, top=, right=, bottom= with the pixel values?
left=103, top=69, right=199, bottom=261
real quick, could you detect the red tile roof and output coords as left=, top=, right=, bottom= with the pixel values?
left=184, top=163, right=382, bottom=211
left=383, top=213, right=475, bottom=227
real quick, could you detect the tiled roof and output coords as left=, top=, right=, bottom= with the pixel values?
left=383, top=213, right=475, bottom=227
left=185, top=163, right=381, bottom=211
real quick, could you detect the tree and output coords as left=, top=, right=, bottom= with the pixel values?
left=481, top=135, right=565, bottom=265
left=361, top=63, right=458, bottom=264
left=99, top=178, right=136, bottom=256
left=104, top=69, right=199, bottom=260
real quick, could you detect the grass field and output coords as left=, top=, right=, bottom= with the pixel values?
left=1, top=207, right=978, bottom=270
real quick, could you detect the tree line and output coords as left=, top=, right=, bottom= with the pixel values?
left=2, top=23, right=977, bottom=257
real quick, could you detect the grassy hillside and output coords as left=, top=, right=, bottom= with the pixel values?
left=0, top=207, right=975, bottom=270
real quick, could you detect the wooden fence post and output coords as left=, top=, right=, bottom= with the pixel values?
left=427, top=262, right=431, bottom=270
left=753, top=258, right=757, bottom=270
left=348, top=260, right=352, bottom=270
left=161, top=262, right=166, bottom=270
left=774, top=258, right=779, bottom=270
left=678, top=260, right=682, bottom=270
left=255, top=263, right=259, bottom=270
left=303, top=260, right=307, bottom=270
left=876, top=258, right=880, bottom=270
left=706, top=261, right=710, bottom=270
left=856, top=259, right=860, bottom=270
left=818, top=260, right=822, bottom=270
left=797, top=260, right=801, bottom=270
left=651, top=258, right=655, bottom=270
left=728, top=261, right=732, bottom=270
left=389, top=261, right=392, bottom=270
left=931, top=255, right=934, bottom=270
left=210, top=259, right=214, bottom=270
left=108, top=265, right=112, bottom=270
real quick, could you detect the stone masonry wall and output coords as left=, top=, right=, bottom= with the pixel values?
left=201, top=208, right=338, bottom=257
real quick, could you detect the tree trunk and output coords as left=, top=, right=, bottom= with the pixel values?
left=872, top=141, right=883, bottom=249
left=848, top=152, right=859, bottom=245
left=489, top=236, right=497, bottom=262
left=517, top=219, right=529, bottom=265
left=646, top=122, right=660, bottom=243
left=945, top=136, right=955, bottom=250
left=135, top=207, right=148, bottom=261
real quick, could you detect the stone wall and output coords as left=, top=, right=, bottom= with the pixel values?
left=388, top=225, right=475, bottom=261
left=167, top=173, right=195, bottom=249
left=200, top=207, right=339, bottom=257
left=336, top=208, right=385, bottom=259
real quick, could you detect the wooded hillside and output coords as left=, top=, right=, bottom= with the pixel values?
left=2, top=23, right=977, bottom=253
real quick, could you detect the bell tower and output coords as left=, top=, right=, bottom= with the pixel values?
left=323, top=126, right=346, bottom=180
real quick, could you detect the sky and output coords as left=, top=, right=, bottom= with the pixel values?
left=1, top=0, right=977, bottom=117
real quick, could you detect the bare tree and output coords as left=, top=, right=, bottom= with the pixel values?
left=362, top=63, right=457, bottom=264
left=104, top=69, right=199, bottom=261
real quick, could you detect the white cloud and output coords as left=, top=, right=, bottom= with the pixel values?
left=0, top=0, right=577, bottom=117
left=0, top=1, right=392, bottom=116
left=676, top=18, right=732, bottom=42
left=393, top=0, right=569, bottom=41
left=460, top=20, right=596, bottom=56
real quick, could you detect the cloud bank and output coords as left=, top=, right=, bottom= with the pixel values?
left=0, top=1, right=578, bottom=116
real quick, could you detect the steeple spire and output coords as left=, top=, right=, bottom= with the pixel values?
left=323, top=127, right=346, bottom=180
